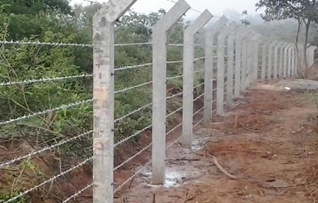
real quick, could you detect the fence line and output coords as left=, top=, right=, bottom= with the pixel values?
left=1, top=0, right=318, bottom=202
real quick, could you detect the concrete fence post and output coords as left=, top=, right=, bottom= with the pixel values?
left=241, top=34, right=250, bottom=90
left=251, top=34, right=262, bottom=85
left=283, top=43, right=289, bottom=78
left=216, top=22, right=237, bottom=115
left=287, top=44, right=293, bottom=77
left=182, top=10, right=212, bottom=148
left=92, top=0, right=136, bottom=202
left=261, top=41, right=269, bottom=81
left=151, top=0, right=190, bottom=185
left=291, top=45, right=296, bottom=76
left=279, top=43, right=288, bottom=78
left=267, top=41, right=277, bottom=80
left=203, top=16, right=228, bottom=125
left=233, top=28, right=246, bottom=98
left=274, top=41, right=283, bottom=79
left=226, top=28, right=237, bottom=107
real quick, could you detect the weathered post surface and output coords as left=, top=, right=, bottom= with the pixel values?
left=203, top=16, right=228, bottom=125
left=216, top=22, right=237, bottom=115
left=151, top=0, right=190, bottom=185
left=182, top=10, right=212, bottom=148
left=92, top=0, right=137, bottom=202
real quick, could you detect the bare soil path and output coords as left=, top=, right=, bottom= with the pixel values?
left=116, top=81, right=318, bottom=203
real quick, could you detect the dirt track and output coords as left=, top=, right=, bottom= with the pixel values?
left=115, top=82, right=318, bottom=203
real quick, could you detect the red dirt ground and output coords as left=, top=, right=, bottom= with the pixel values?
left=114, top=82, right=318, bottom=203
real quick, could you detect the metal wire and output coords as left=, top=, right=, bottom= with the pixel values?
left=193, top=118, right=203, bottom=128
left=166, top=106, right=183, bottom=118
left=167, top=92, right=183, bottom=100
left=193, top=93, right=204, bottom=102
left=115, top=63, right=152, bottom=71
left=0, top=40, right=152, bottom=48
left=193, top=106, right=204, bottom=117
left=167, top=43, right=183, bottom=47
left=62, top=183, right=93, bottom=203
left=194, top=57, right=205, bottom=62
left=114, top=124, right=152, bottom=147
left=0, top=74, right=93, bottom=87
left=115, top=81, right=152, bottom=94
left=114, top=142, right=152, bottom=171
left=167, top=60, right=183, bottom=64
left=115, top=103, right=152, bottom=123
left=166, top=134, right=182, bottom=150
left=0, top=99, right=93, bottom=126
left=193, top=69, right=205, bottom=74
left=0, top=130, right=92, bottom=169
left=113, top=161, right=151, bottom=194
left=5, top=157, right=93, bottom=203
left=0, top=40, right=93, bottom=47
left=166, top=123, right=182, bottom=136
left=166, top=75, right=183, bottom=81
left=194, top=82, right=205, bottom=89
left=115, top=42, right=152, bottom=47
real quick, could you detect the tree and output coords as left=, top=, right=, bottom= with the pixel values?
left=256, top=0, right=318, bottom=77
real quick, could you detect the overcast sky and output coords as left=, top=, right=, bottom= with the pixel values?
left=71, top=0, right=262, bottom=20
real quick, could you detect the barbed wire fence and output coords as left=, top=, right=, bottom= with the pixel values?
left=1, top=0, right=315, bottom=203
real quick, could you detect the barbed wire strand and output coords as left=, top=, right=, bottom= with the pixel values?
left=0, top=130, right=92, bottom=169
left=194, top=82, right=205, bottom=89
left=5, top=157, right=93, bottom=203
left=193, top=106, right=204, bottom=117
left=166, top=75, right=183, bottom=81
left=114, top=142, right=152, bottom=171
left=0, top=40, right=152, bottom=48
left=113, top=161, right=151, bottom=194
left=115, top=103, right=152, bottom=123
left=166, top=106, right=183, bottom=118
left=0, top=74, right=93, bottom=87
left=115, top=81, right=152, bottom=94
left=193, top=92, right=204, bottom=102
left=193, top=118, right=203, bottom=128
left=166, top=60, right=183, bottom=64
left=62, top=183, right=93, bottom=203
left=193, top=69, right=205, bottom=74
left=166, top=123, right=182, bottom=136
left=194, top=57, right=206, bottom=62
left=114, top=124, right=152, bottom=147
left=0, top=99, right=93, bottom=126
left=115, top=63, right=152, bottom=71
left=167, top=92, right=183, bottom=100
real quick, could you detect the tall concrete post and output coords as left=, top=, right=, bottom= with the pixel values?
left=92, top=0, right=137, bottom=202
left=267, top=41, right=278, bottom=80
left=203, top=16, right=228, bottom=125
left=233, top=27, right=247, bottom=97
left=274, top=41, right=284, bottom=79
left=151, top=0, right=190, bottom=185
left=261, top=41, right=269, bottom=81
left=182, top=10, right=212, bottom=148
left=216, top=22, right=237, bottom=115
left=226, top=27, right=238, bottom=107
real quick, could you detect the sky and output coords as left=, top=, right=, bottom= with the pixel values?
left=70, top=0, right=263, bottom=20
